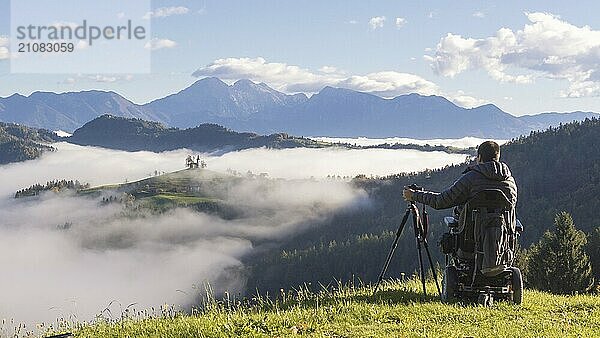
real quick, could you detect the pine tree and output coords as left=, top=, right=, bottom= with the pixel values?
left=513, top=245, right=530, bottom=285
left=527, top=212, right=594, bottom=294
left=586, top=227, right=600, bottom=283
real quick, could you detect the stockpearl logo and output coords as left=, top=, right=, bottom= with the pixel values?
left=10, top=0, right=151, bottom=74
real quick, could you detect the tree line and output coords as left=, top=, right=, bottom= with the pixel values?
left=14, top=179, right=90, bottom=198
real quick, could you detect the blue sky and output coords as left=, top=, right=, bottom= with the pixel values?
left=0, top=0, right=599, bottom=116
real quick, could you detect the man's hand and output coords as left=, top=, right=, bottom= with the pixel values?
left=403, top=187, right=415, bottom=202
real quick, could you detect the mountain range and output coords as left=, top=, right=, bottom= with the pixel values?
left=1, top=78, right=597, bottom=138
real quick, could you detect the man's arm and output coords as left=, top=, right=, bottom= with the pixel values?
left=410, top=174, right=471, bottom=210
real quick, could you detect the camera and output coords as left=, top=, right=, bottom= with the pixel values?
left=439, top=232, right=458, bottom=254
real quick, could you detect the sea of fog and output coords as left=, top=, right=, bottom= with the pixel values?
left=311, top=136, right=508, bottom=148
left=0, top=141, right=468, bottom=331
left=0, top=142, right=468, bottom=197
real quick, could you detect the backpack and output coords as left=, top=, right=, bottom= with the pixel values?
left=460, top=189, right=515, bottom=277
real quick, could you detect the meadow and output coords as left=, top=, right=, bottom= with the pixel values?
left=64, top=278, right=600, bottom=338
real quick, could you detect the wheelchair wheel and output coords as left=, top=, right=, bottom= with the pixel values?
left=510, top=267, right=523, bottom=305
left=442, top=266, right=458, bottom=303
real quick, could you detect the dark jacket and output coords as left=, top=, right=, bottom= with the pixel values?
left=412, top=160, right=517, bottom=210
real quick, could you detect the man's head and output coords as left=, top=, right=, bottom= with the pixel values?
left=477, top=141, right=500, bottom=163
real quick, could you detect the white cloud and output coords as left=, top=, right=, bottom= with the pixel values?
left=318, top=66, right=342, bottom=74
left=193, top=57, right=338, bottom=93
left=63, top=74, right=132, bottom=85
left=192, top=57, right=439, bottom=97
left=145, top=38, right=178, bottom=51
left=143, top=6, right=189, bottom=19
left=369, top=16, right=386, bottom=30
left=84, top=74, right=133, bottom=83
left=472, top=11, right=485, bottom=18
left=561, top=80, right=600, bottom=98
left=450, top=90, right=487, bottom=108
left=89, top=75, right=117, bottom=83
left=0, top=36, right=8, bottom=60
left=192, top=57, right=487, bottom=108
left=209, top=147, right=466, bottom=179
left=338, top=71, right=439, bottom=97
left=117, top=12, right=126, bottom=19
left=348, top=20, right=358, bottom=25
left=427, top=12, right=600, bottom=97
left=395, top=17, right=406, bottom=28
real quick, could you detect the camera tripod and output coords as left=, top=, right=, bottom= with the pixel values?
left=373, top=200, right=442, bottom=298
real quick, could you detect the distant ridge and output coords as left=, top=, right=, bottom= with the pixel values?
left=67, top=114, right=327, bottom=152
left=1, top=78, right=597, bottom=138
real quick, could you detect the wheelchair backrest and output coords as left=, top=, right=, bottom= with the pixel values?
left=458, top=189, right=514, bottom=253
left=467, top=189, right=512, bottom=211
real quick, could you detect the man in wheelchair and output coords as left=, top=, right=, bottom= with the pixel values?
left=403, top=141, right=523, bottom=305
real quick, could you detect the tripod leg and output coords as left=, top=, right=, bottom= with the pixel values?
left=416, top=238, right=427, bottom=296
left=374, top=235, right=400, bottom=295
left=410, top=203, right=427, bottom=296
left=422, top=238, right=442, bottom=298
left=373, top=207, right=411, bottom=295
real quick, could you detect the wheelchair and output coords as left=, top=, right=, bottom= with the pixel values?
left=440, top=189, right=524, bottom=305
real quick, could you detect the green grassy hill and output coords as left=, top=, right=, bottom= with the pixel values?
left=80, top=168, right=232, bottom=214
left=63, top=279, right=599, bottom=338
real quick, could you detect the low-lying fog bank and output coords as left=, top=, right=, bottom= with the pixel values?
left=0, top=141, right=464, bottom=330
left=1, top=142, right=467, bottom=197
left=311, top=136, right=508, bottom=148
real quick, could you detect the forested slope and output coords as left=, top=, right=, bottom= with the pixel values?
left=0, top=122, right=59, bottom=164
left=68, top=114, right=328, bottom=152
